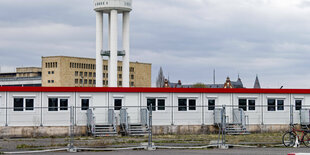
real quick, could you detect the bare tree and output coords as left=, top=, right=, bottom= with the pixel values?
left=156, top=67, right=165, bottom=87
left=192, top=83, right=207, bottom=88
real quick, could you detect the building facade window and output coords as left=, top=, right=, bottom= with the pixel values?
left=25, top=99, right=34, bottom=111
left=81, top=99, right=89, bottom=110
left=158, top=99, right=165, bottom=111
left=75, top=71, right=78, bottom=76
left=248, top=100, right=255, bottom=110
left=48, top=98, right=68, bottom=111
left=14, top=98, right=24, bottom=111
left=75, top=79, right=78, bottom=84
left=277, top=99, right=284, bottom=111
left=178, top=98, right=196, bottom=111
left=119, top=74, right=122, bottom=79
left=130, top=67, right=135, bottom=72
left=118, top=66, right=122, bottom=71
left=114, top=99, right=122, bottom=110
left=238, top=98, right=256, bottom=111
left=178, top=99, right=187, bottom=111
left=208, top=99, right=215, bottom=111
left=130, top=82, right=134, bottom=87
left=60, top=99, right=68, bottom=111
left=238, top=99, right=247, bottom=111
left=267, top=99, right=284, bottom=111
left=295, top=99, right=302, bottom=110
left=119, top=81, right=122, bottom=86
left=45, top=62, right=58, bottom=68
left=131, top=74, right=134, bottom=79
left=146, top=98, right=167, bottom=111
left=189, top=99, right=196, bottom=110
left=48, top=98, right=58, bottom=111
left=104, top=65, right=108, bottom=70
left=147, top=99, right=156, bottom=111
left=89, top=72, right=92, bottom=77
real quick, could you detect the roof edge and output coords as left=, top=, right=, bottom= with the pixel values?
left=0, top=87, right=309, bottom=94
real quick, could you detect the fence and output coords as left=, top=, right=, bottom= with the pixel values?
left=0, top=104, right=309, bottom=153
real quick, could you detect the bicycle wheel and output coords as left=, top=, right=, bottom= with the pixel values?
left=303, top=133, right=310, bottom=147
left=283, top=132, right=296, bottom=147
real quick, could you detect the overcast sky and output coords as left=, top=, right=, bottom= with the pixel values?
left=0, top=0, right=310, bottom=88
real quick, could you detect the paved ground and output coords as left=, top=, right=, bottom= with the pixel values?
left=14, top=148, right=310, bottom=155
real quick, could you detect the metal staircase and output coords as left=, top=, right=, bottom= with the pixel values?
left=213, top=108, right=249, bottom=135
left=120, top=108, right=149, bottom=136
left=87, top=109, right=117, bottom=137
left=226, top=108, right=249, bottom=135
left=225, top=124, right=249, bottom=135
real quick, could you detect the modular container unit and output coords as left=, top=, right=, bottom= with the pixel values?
left=0, top=87, right=310, bottom=132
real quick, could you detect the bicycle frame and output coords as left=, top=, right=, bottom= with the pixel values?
left=291, top=127, right=308, bottom=142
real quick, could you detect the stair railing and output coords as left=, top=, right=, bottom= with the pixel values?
left=108, top=109, right=117, bottom=132
left=87, top=109, right=96, bottom=135
left=120, top=108, right=129, bottom=134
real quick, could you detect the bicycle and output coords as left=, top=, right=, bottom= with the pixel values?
left=282, top=124, right=310, bottom=147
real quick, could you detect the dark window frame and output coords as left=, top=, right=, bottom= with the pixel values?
left=60, top=99, right=68, bottom=111
left=208, top=99, right=215, bottom=111
left=267, top=99, right=276, bottom=111
left=178, top=99, right=187, bottom=111
left=188, top=99, right=196, bottom=111
left=248, top=99, right=256, bottom=111
left=146, top=98, right=166, bottom=111
left=48, top=98, right=58, bottom=111
left=295, top=99, right=302, bottom=111
left=238, top=99, right=247, bottom=111
left=277, top=99, right=284, bottom=111
left=14, top=98, right=24, bottom=111
left=81, top=99, right=89, bottom=111
left=25, top=99, right=34, bottom=111
left=157, top=99, right=165, bottom=111
left=114, top=98, right=122, bottom=110
left=147, top=98, right=156, bottom=111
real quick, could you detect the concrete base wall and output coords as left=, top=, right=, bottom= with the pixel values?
left=0, top=125, right=290, bottom=137
left=152, top=124, right=290, bottom=135
left=0, top=126, right=87, bottom=138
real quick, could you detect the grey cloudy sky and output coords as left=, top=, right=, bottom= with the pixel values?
left=0, top=0, right=310, bottom=88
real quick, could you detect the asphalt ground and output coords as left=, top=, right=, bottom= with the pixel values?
left=14, top=148, right=310, bottom=155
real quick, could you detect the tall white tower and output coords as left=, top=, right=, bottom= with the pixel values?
left=94, top=0, right=132, bottom=87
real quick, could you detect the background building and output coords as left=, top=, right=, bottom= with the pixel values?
left=0, top=67, right=41, bottom=86
left=165, top=77, right=245, bottom=88
left=42, top=56, right=151, bottom=87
